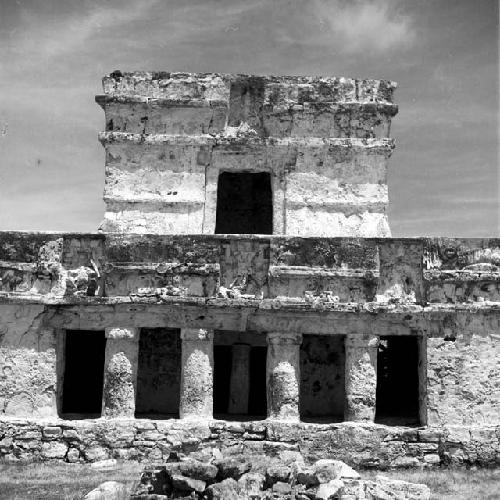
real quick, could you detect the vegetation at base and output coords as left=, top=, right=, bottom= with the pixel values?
left=0, top=461, right=499, bottom=500
left=0, top=461, right=141, bottom=500
left=364, top=467, right=500, bottom=500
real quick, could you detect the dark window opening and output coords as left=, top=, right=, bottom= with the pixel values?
left=300, top=335, right=345, bottom=423
left=214, top=340, right=267, bottom=420
left=135, top=328, right=181, bottom=418
left=227, top=78, right=265, bottom=132
left=215, top=172, right=273, bottom=234
left=375, top=336, right=420, bottom=426
left=61, top=330, right=106, bottom=417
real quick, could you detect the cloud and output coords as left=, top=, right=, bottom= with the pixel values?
left=2, top=0, right=159, bottom=75
left=312, top=0, right=415, bottom=53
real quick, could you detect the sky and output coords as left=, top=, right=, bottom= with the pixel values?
left=0, top=0, right=498, bottom=236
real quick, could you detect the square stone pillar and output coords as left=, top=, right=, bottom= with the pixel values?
left=102, top=327, right=140, bottom=418
left=180, top=328, right=214, bottom=420
left=228, top=343, right=251, bottom=415
left=344, top=334, right=379, bottom=422
left=266, top=332, right=302, bottom=421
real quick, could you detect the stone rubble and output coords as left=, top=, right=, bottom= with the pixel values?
left=127, top=450, right=430, bottom=499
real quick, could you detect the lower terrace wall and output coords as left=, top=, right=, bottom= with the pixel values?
left=1, top=418, right=498, bottom=467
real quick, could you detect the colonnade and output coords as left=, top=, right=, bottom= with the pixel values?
left=102, top=328, right=379, bottom=421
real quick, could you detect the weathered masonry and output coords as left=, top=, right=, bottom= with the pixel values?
left=97, top=72, right=396, bottom=236
left=0, top=72, right=499, bottom=468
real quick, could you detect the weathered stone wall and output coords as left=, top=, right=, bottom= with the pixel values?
left=96, top=72, right=397, bottom=236
left=1, top=232, right=500, bottom=464
left=0, top=305, right=56, bottom=417
left=0, top=418, right=498, bottom=467
left=427, top=332, right=500, bottom=427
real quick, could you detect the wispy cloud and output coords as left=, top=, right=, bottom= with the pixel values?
left=2, top=0, right=158, bottom=74
left=312, top=0, right=415, bottom=53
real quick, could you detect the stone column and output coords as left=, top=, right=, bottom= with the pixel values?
left=344, top=334, right=379, bottom=422
left=180, top=328, right=214, bottom=419
left=102, top=327, right=140, bottom=418
left=228, top=343, right=251, bottom=415
left=266, top=332, right=302, bottom=421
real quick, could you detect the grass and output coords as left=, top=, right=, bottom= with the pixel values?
left=364, top=467, right=500, bottom=500
left=0, top=461, right=142, bottom=500
left=0, top=462, right=499, bottom=499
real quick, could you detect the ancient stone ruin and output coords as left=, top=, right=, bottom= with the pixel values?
left=0, top=72, right=499, bottom=483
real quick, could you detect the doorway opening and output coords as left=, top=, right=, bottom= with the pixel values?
left=213, top=332, right=267, bottom=419
left=300, top=335, right=345, bottom=423
left=61, top=330, right=106, bottom=417
left=215, top=172, right=273, bottom=234
left=375, top=336, right=420, bottom=425
left=135, top=328, right=181, bottom=418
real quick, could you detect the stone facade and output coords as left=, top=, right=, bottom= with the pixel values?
left=0, top=72, right=499, bottom=468
left=96, top=72, right=396, bottom=237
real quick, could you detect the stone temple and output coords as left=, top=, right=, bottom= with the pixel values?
left=0, top=72, right=499, bottom=468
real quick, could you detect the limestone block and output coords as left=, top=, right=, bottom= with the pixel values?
left=102, top=202, right=204, bottom=235
left=238, top=472, right=265, bottom=496
left=83, top=481, right=129, bottom=500
left=377, top=240, right=424, bottom=304
left=285, top=208, right=390, bottom=237
left=205, top=478, right=241, bottom=500
left=180, top=329, right=214, bottom=419
left=427, top=333, right=500, bottom=426
left=0, top=306, right=57, bottom=417
left=370, top=475, right=430, bottom=500
left=101, top=100, right=227, bottom=135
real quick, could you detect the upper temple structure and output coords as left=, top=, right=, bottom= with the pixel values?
left=0, top=71, right=499, bottom=470
left=96, top=71, right=397, bottom=236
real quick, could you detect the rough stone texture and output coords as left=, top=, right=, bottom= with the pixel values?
left=427, top=332, right=500, bottom=427
left=344, top=335, right=378, bottom=422
left=179, top=329, right=214, bottom=419
left=102, top=327, right=139, bottom=418
left=0, top=417, right=498, bottom=468
left=1, top=234, right=500, bottom=451
left=129, top=451, right=430, bottom=499
left=83, top=481, right=129, bottom=500
left=96, top=72, right=397, bottom=236
left=0, top=305, right=57, bottom=417
left=267, top=332, right=302, bottom=421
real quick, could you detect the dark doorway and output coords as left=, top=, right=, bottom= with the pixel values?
left=62, top=330, right=106, bottom=417
left=213, top=343, right=267, bottom=419
left=215, top=172, right=273, bottom=234
left=300, top=335, right=345, bottom=423
left=213, top=345, right=232, bottom=415
left=375, top=336, right=420, bottom=425
left=135, top=328, right=181, bottom=418
left=248, top=346, right=267, bottom=416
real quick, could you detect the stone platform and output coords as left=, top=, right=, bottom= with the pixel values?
left=0, top=232, right=499, bottom=466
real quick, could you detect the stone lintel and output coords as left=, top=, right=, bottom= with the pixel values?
left=105, top=327, right=139, bottom=340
